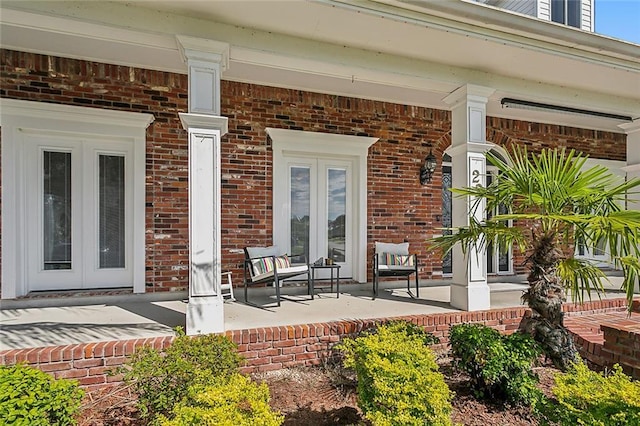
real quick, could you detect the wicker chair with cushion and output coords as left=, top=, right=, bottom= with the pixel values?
left=243, top=246, right=311, bottom=307
left=372, top=241, right=419, bottom=300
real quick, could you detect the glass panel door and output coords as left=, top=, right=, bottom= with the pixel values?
left=26, top=135, right=133, bottom=292
left=27, top=138, right=83, bottom=291
left=281, top=157, right=353, bottom=278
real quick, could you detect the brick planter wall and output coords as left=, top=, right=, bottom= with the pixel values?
left=0, top=298, right=631, bottom=391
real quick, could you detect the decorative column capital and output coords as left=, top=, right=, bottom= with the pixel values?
left=619, top=119, right=640, bottom=135
left=179, top=112, right=228, bottom=135
left=443, top=84, right=496, bottom=108
left=176, top=35, right=229, bottom=71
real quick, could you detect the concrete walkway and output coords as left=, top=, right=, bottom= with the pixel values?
left=0, top=276, right=631, bottom=350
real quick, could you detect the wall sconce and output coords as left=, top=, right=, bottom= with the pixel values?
left=419, top=149, right=437, bottom=185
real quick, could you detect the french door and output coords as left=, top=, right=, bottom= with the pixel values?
left=25, top=134, right=133, bottom=292
left=277, top=157, right=354, bottom=278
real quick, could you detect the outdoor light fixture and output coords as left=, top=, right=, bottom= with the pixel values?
left=500, top=98, right=632, bottom=121
left=420, top=149, right=437, bottom=185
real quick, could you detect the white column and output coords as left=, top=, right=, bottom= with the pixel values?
left=176, top=35, right=229, bottom=335
left=620, top=120, right=640, bottom=209
left=443, top=84, right=495, bottom=311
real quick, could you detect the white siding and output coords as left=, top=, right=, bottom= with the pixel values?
left=581, top=0, right=594, bottom=31
left=538, top=0, right=551, bottom=20
left=486, top=0, right=537, bottom=16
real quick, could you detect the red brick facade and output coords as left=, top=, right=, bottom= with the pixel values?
left=0, top=49, right=627, bottom=294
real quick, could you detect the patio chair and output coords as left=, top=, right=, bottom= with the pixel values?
left=372, top=241, right=419, bottom=300
left=243, top=246, right=311, bottom=307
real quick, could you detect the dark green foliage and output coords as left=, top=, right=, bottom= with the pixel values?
left=538, top=362, right=640, bottom=425
left=449, top=323, right=542, bottom=405
left=0, top=363, right=84, bottom=425
left=338, top=321, right=453, bottom=425
left=120, top=327, right=242, bottom=420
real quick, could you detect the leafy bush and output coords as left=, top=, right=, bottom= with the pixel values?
left=157, top=373, right=284, bottom=426
left=121, top=327, right=242, bottom=419
left=338, top=320, right=453, bottom=425
left=449, top=323, right=542, bottom=405
left=0, top=363, right=84, bottom=425
left=539, top=362, right=640, bottom=425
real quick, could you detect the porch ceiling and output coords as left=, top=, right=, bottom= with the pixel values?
left=1, top=0, right=639, bottom=132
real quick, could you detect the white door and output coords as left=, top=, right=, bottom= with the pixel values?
left=281, top=157, right=354, bottom=278
left=25, top=134, right=133, bottom=292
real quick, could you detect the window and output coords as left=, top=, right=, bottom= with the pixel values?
left=552, top=0, right=581, bottom=28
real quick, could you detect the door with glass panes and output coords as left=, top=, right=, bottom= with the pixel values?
left=25, top=134, right=133, bottom=291
left=441, top=155, right=512, bottom=275
left=278, top=157, right=353, bottom=278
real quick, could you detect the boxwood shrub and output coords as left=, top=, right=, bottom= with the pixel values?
left=338, top=320, right=453, bottom=425
left=449, top=323, right=542, bottom=405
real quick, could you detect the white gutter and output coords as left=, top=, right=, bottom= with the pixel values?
left=318, top=0, right=640, bottom=72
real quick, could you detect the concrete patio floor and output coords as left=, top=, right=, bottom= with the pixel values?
left=0, top=276, right=631, bottom=351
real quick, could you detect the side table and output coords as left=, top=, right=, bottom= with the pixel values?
left=309, top=264, right=341, bottom=298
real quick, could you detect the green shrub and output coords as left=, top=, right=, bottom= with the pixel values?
left=539, top=362, right=640, bottom=425
left=0, top=363, right=84, bottom=426
left=449, top=323, right=542, bottom=405
left=157, top=373, right=284, bottom=426
left=338, top=321, right=453, bottom=426
left=121, top=327, right=242, bottom=419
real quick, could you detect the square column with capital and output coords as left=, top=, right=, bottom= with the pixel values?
left=443, top=85, right=495, bottom=311
left=176, top=35, right=230, bottom=335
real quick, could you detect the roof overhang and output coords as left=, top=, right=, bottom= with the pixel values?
left=1, top=0, right=639, bottom=132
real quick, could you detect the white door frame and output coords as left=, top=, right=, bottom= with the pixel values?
left=1, top=99, right=153, bottom=299
left=267, top=128, right=377, bottom=283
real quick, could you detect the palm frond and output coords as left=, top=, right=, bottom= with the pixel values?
left=616, top=256, right=640, bottom=311
left=557, top=258, right=607, bottom=304
left=429, top=217, right=527, bottom=258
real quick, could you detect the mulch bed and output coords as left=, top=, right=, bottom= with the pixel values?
left=77, top=359, right=559, bottom=425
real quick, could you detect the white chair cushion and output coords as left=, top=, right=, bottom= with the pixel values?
left=375, top=242, right=409, bottom=265
left=378, top=264, right=415, bottom=271
left=246, top=245, right=280, bottom=259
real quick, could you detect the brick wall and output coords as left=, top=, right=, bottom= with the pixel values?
left=0, top=49, right=628, bottom=293
left=0, top=298, right=630, bottom=391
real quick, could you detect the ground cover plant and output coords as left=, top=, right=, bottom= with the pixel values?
left=538, top=362, right=640, bottom=425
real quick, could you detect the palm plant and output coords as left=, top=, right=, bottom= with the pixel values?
left=430, top=147, right=640, bottom=370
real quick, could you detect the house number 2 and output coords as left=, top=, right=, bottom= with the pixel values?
left=470, top=157, right=484, bottom=189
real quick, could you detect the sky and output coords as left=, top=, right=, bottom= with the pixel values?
left=594, top=0, right=640, bottom=44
